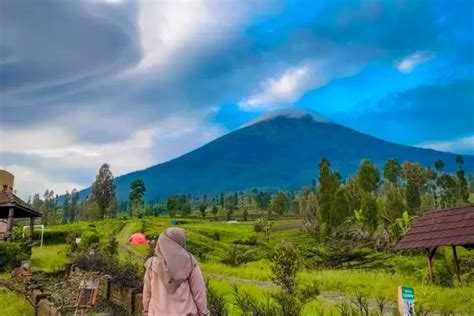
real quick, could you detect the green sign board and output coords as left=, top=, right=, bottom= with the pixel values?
left=398, top=286, right=415, bottom=316
left=401, top=287, right=414, bottom=300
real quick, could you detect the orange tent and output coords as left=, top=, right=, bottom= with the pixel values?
left=128, top=232, right=147, bottom=245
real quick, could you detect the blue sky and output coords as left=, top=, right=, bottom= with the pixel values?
left=0, top=0, right=473, bottom=198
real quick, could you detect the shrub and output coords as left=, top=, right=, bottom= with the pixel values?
left=206, top=281, right=227, bottom=316
left=272, top=240, right=298, bottom=294
left=186, top=239, right=212, bottom=261
left=233, top=285, right=277, bottom=315
left=0, top=242, right=31, bottom=272
left=209, top=231, right=221, bottom=241
left=42, top=230, right=69, bottom=245
left=233, top=235, right=259, bottom=246
left=222, top=246, right=261, bottom=266
left=80, top=231, right=100, bottom=248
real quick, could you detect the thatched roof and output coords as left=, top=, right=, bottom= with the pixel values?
left=394, top=205, right=474, bottom=251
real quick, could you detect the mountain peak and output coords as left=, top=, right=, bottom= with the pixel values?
left=245, top=108, right=330, bottom=127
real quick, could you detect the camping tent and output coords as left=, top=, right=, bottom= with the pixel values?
left=128, top=232, right=147, bottom=245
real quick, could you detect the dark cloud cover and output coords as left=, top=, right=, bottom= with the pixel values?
left=0, top=0, right=473, bottom=197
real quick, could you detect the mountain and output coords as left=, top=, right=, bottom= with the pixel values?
left=79, top=109, right=474, bottom=200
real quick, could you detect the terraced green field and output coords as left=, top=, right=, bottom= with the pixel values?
left=7, top=217, right=474, bottom=315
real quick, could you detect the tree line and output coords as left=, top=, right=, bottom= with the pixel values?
left=29, top=155, right=471, bottom=225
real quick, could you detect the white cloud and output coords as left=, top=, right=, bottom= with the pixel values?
left=1, top=114, right=223, bottom=199
left=5, top=164, right=83, bottom=201
left=416, top=135, right=474, bottom=154
left=134, top=0, right=246, bottom=73
left=396, top=51, right=434, bottom=73
left=239, top=65, right=323, bottom=111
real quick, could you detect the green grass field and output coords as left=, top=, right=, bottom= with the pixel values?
left=31, top=244, right=69, bottom=272
left=3, top=216, right=474, bottom=315
left=0, top=287, right=33, bottom=316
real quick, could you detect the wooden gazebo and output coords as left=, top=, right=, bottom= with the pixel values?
left=394, top=205, right=474, bottom=284
left=0, top=185, right=42, bottom=241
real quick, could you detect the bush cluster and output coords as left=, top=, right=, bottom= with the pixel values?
left=73, top=249, right=143, bottom=289
left=0, top=241, right=32, bottom=272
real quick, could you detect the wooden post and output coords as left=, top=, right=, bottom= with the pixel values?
left=29, top=217, right=35, bottom=242
left=452, top=246, right=462, bottom=286
left=6, top=207, right=14, bottom=240
left=426, top=247, right=437, bottom=284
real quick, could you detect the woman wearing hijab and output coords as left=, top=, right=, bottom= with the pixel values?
left=142, top=227, right=209, bottom=316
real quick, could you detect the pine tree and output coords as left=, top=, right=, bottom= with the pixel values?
left=91, top=163, right=116, bottom=219
left=129, top=178, right=146, bottom=218
left=271, top=192, right=289, bottom=215
left=383, top=158, right=401, bottom=185
left=356, top=160, right=380, bottom=193
left=360, top=192, right=378, bottom=230
left=62, top=191, right=71, bottom=224
left=456, top=155, right=469, bottom=203
left=70, top=189, right=79, bottom=223
left=318, top=159, right=341, bottom=226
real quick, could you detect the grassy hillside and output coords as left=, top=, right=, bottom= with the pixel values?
left=4, top=216, right=473, bottom=315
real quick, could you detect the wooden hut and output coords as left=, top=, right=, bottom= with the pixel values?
left=0, top=170, right=42, bottom=241
left=394, top=205, right=474, bottom=284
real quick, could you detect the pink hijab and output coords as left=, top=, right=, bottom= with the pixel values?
left=145, top=227, right=196, bottom=294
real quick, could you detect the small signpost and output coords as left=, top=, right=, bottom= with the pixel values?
left=398, top=286, right=415, bottom=316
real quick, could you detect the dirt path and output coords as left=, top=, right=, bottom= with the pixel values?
left=116, top=222, right=146, bottom=260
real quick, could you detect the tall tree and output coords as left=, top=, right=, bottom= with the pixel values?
left=379, top=183, right=407, bottom=224
left=91, top=163, right=116, bottom=219
left=383, top=159, right=401, bottom=185
left=70, top=189, right=79, bottom=223
left=129, top=178, right=147, bottom=218
left=401, top=162, right=428, bottom=212
left=360, top=192, right=378, bottom=230
left=41, top=189, right=55, bottom=225
left=456, top=155, right=469, bottom=203
left=318, top=159, right=341, bottom=225
left=199, top=195, right=209, bottom=218
left=356, top=160, right=380, bottom=193
left=434, top=159, right=444, bottom=172
left=270, top=192, right=289, bottom=216
left=255, top=191, right=271, bottom=211
left=62, top=191, right=71, bottom=224
left=166, top=196, right=178, bottom=218
left=330, top=186, right=351, bottom=226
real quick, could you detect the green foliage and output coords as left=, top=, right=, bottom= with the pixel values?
left=255, top=218, right=273, bottom=242
left=31, top=244, right=68, bottom=272
left=129, top=178, right=146, bottom=218
left=393, top=211, right=416, bottom=236
left=42, top=229, right=69, bottom=245
left=91, top=163, right=117, bottom=219
left=206, top=280, right=227, bottom=316
left=383, top=158, right=401, bottom=185
left=0, top=287, right=33, bottom=316
left=271, top=240, right=298, bottom=294
left=222, top=246, right=260, bottom=266
left=379, top=183, right=406, bottom=224
left=318, top=158, right=341, bottom=226
left=360, top=192, right=378, bottom=230
left=80, top=230, right=100, bottom=248
left=270, top=192, right=288, bottom=215
left=330, top=185, right=351, bottom=226
left=186, top=239, right=213, bottom=261
left=0, top=242, right=31, bottom=272
left=356, top=160, right=380, bottom=193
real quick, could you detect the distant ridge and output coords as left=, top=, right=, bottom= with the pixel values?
left=78, top=108, right=474, bottom=200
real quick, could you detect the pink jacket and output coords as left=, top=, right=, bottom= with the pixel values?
left=142, top=257, right=209, bottom=316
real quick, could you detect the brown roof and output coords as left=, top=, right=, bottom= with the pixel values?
left=394, top=205, right=474, bottom=251
left=0, top=188, right=42, bottom=218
